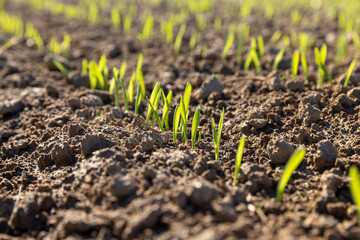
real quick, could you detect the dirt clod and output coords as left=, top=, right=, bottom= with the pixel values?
left=267, top=138, right=295, bottom=164
left=315, top=140, right=339, bottom=170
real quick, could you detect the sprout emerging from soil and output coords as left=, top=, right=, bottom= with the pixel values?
left=138, top=14, right=154, bottom=42
left=211, top=108, right=225, bottom=161
left=173, top=83, right=192, bottom=143
left=146, top=82, right=161, bottom=126
left=82, top=58, right=88, bottom=74
left=237, top=34, right=244, bottom=65
left=344, top=60, right=356, bottom=87
left=53, top=60, right=69, bottom=77
left=335, top=35, right=347, bottom=63
left=244, top=40, right=261, bottom=74
left=291, top=50, right=299, bottom=78
left=233, top=136, right=246, bottom=186
left=123, top=15, right=132, bottom=34
left=301, top=52, right=308, bottom=83
left=88, top=54, right=109, bottom=90
left=111, top=8, right=120, bottom=28
left=272, top=48, right=285, bottom=71
left=109, top=62, right=127, bottom=109
left=314, top=45, right=333, bottom=88
left=257, top=36, right=264, bottom=62
left=222, top=32, right=235, bottom=61
left=214, top=18, right=222, bottom=33
left=191, top=108, right=200, bottom=150
left=174, top=24, right=186, bottom=56
left=161, top=90, right=173, bottom=130
left=135, top=83, right=142, bottom=115
left=270, top=30, right=282, bottom=44
left=349, top=166, right=360, bottom=227
left=276, top=146, right=306, bottom=202
left=189, top=30, right=198, bottom=52
left=136, top=54, right=146, bottom=98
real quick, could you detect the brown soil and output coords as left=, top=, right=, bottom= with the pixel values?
left=1, top=1, right=360, bottom=239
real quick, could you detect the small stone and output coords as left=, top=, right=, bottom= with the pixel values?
left=109, top=175, right=136, bottom=198
left=286, top=77, right=304, bottom=91
left=81, top=94, right=103, bottom=106
left=68, top=72, right=89, bottom=88
left=80, top=134, right=114, bottom=156
left=315, top=140, right=338, bottom=170
left=141, top=135, right=155, bottom=152
left=267, top=138, right=295, bottom=164
left=302, top=92, right=322, bottom=107
left=249, top=119, right=267, bottom=129
left=112, top=107, right=124, bottom=119
left=195, top=76, right=224, bottom=100
left=186, top=180, right=218, bottom=207
left=347, top=87, right=360, bottom=100
left=336, top=94, right=352, bottom=108
left=298, top=103, right=321, bottom=126
left=66, top=124, right=83, bottom=137
left=0, top=98, right=24, bottom=116
left=46, top=85, right=59, bottom=98
left=68, top=97, right=81, bottom=109
left=50, top=142, right=74, bottom=167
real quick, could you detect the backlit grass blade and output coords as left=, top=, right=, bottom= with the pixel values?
left=217, top=108, right=225, bottom=145
left=174, top=24, right=186, bottom=56
left=273, top=48, right=285, bottom=71
left=173, top=105, right=181, bottom=143
left=349, top=166, right=360, bottom=227
left=135, top=83, right=141, bottom=115
left=222, top=32, right=235, bottom=61
left=136, top=54, right=146, bottom=97
left=258, top=36, right=264, bottom=61
left=233, top=136, right=246, bottom=186
left=82, top=58, right=88, bottom=74
left=183, top=82, right=192, bottom=110
left=53, top=60, right=69, bottom=77
left=276, top=146, right=306, bottom=202
left=128, top=73, right=135, bottom=104
left=146, top=96, right=164, bottom=132
left=146, top=82, right=160, bottom=125
left=244, top=46, right=254, bottom=74
left=112, top=67, right=120, bottom=108
left=292, top=50, right=299, bottom=78
left=162, top=90, right=173, bottom=130
left=191, top=108, right=200, bottom=150
left=301, top=52, right=308, bottom=83
left=344, top=60, right=356, bottom=87
left=179, top=96, right=187, bottom=142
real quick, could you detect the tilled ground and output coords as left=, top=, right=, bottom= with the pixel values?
left=1, top=1, right=360, bottom=239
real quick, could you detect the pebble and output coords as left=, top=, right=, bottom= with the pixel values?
left=267, top=138, right=295, bottom=164
left=81, top=94, right=103, bottom=107
left=0, top=98, right=24, bottom=116
left=110, top=175, right=137, bottom=198
left=315, top=140, right=338, bottom=170
left=194, top=76, right=224, bottom=100
left=298, top=103, right=321, bottom=126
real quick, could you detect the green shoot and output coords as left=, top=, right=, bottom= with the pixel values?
left=198, top=132, right=201, bottom=142
left=191, top=108, right=200, bottom=150
left=138, top=15, right=154, bottom=42
left=276, top=146, right=306, bottom=202
left=315, top=45, right=333, bottom=88
left=146, top=82, right=161, bottom=125
left=166, top=21, right=173, bottom=46
left=282, top=35, right=290, bottom=49
left=270, top=30, right=282, bottom=44
left=257, top=36, right=264, bottom=62
left=222, top=32, right=235, bottom=61
left=189, top=30, right=197, bottom=52
left=214, top=18, right=222, bottom=33
left=244, top=46, right=254, bottom=74
left=335, top=35, right=347, bottom=63
left=136, top=54, right=146, bottom=98
left=111, top=9, right=120, bottom=28
left=211, top=108, right=225, bottom=161
left=349, top=166, right=360, bottom=227
left=344, top=60, right=356, bottom=87
left=0, top=37, right=17, bottom=54
left=272, top=48, right=285, bottom=71
left=123, top=15, right=132, bottom=34
left=173, top=105, right=181, bottom=143
left=179, top=97, right=188, bottom=142
left=82, top=58, right=88, bottom=74
left=233, top=136, right=246, bottom=186
left=301, top=52, right=308, bottom=83
left=161, top=90, right=173, bottom=130
left=291, top=50, right=299, bottom=78
left=146, top=96, right=164, bottom=132
left=174, top=24, right=186, bottom=56
left=53, top=60, right=69, bottom=77
left=135, top=83, right=142, bottom=115
left=128, top=73, right=136, bottom=104
left=112, top=68, right=120, bottom=108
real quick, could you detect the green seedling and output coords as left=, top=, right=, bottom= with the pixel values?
left=349, top=166, right=360, bottom=227
left=301, top=52, right=308, bottom=83
left=146, top=82, right=161, bottom=126
left=272, top=48, right=285, bottom=71
left=211, top=108, right=225, bottom=161
left=111, top=8, right=120, bottom=28
left=191, top=108, right=200, bottom=150
left=314, top=45, right=333, bottom=88
left=48, top=37, right=61, bottom=56
left=174, top=24, right=186, bottom=56
left=244, top=43, right=261, bottom=74
left=198, top=132, right=201, bottom=142
left=110, top=62, right=127, bottom=109
left=135, top=83, right=142, bottom=115
left=189, top=30, right=198, bottom=52
left=136, top=54, right=146, bottom=98
left=290, top=10, right=301, bottom=25
left=166, top=21, right=173, bottom=46
left=88, top=3, right=99, bottom=24
left=0, top=37, right=17, bottom=54
left=344, top=60, right=356, bottom=87
left=336, top=35, right=347, bottom=63
left=233, top=136, right=246, bottom=186
left=257, top=36, right=264, bottom=62
left=222, top=32, right=235, bottom=61
left=88, top=54, right=109, bottom=90
left=53, top=60, right=69, bottom=77
left=282, top=35, right=290, bottom=49
left=25, top=22, right=43, bottom=49
left=161, top=90, right=173, bottom=130
left=146, top=95, right=164, bottom=132
left=173, top=83, right=192, bottom=143
left=61, top=33, right=71, bottom=58
left=138, top=15, right=154, bottom=42
left=291, top=50, right=299, bottom=78
left=128, top=73, right=136, bottom=104
left=276, top=146, right=306, bottom=202
left=196, top=14, right=206, bottom=31
left=270, top=30, right=282, bottom=44
left=82, top=58, right=88, bottom=74
left=124, top=15, right=132, bottom=34
left=173, top=105, right=181, bottom=143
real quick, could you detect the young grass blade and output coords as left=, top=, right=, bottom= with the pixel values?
left=82, top=58, right=88, bottom=74
left=174, top=24, right=186, bottom=56
left=252, top=50, right=261, bottom=74
left=146, top=82, right=160, bottom=125
left=272, top=48, right=285, bottom=71
left=136, top=54, right=146, bottom=97
left=53, top=60, right=69, bottom=77
left=191, top=108, right=200, bottom=150
left=135, top=83, right=142, bottom=115
left=183, top=82, right=192, bottom=111
left=244, top=46, right=254, bottom=74
left=237, top=34, right=244, bottom=65
left=173, top=105, right=181, bottom=143
left=198, top=132, right=201, bottom=142
left=301, top=52, right=308, bottom=83
left=233, top=136, right=246, bottom=186
left=292, top=50, right=299, bottom=78
left=211, top=118, right=218, bottom=147
left=179, top=97, right=187, bottom=142
left=314, top=47, right=324, bottom=88
left=128, top=73, right=135, bottom=104
left=344, top=60, right=356, bottom=87
left=222, top=32, right=235, bottom=61
left=349, top=166, right=360, bottom=227
left=162, top=90, right=173, bottom=130
left=145, top=96, right=164, bottom=132
left=119, top=74, right=128, bottom=110
left=257, top=36, right=264, bottom=61
left=217, top=108, right=225, bottom=146
left=151, top=88, right=162, bottom=127
left=111, top=67, right=120, bottom=108
left=276, top=146, right=306, bottom=202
